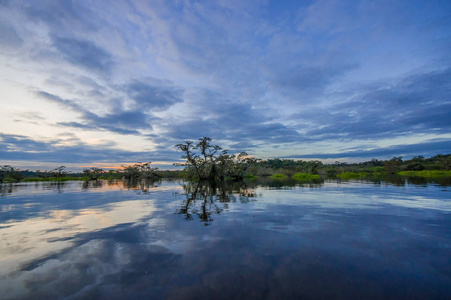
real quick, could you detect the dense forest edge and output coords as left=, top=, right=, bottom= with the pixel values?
left=1, top=137, right=450, bottom=183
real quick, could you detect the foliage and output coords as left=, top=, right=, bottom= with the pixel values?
left=175, top=137, right=258, bottom=181
left=0, top=165, right=25, bottom=182
left=243, top=173, right=258, bottom=179
left=82, top=167, right=105, bottom=181
left=50, top=166, right=69, bottom=178
left=102, top=170, right=123, bottom=180
left=384, top=157, right=403, bottom=174
left=398, top=170, right=451, bottom=178
left=292, top=173, right=320, bottom=181
left=35, top=170, right=53, bottom=178
left=1, top=153, right=450, bottom=183
left=255, top=159, right=322, bottom=176
left=122, top=162, right=159, bottom=180
left=272, top=173, right=287, bottom=179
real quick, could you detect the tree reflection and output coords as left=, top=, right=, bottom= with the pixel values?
left=356, top=175, right=451, bottom=187
left=256, top=176, right=324, bottom=189
left=123, top=178, right=162, bottom=193
left=0, top=183, right=14, bottom=196
left=176, top=180, right=258, bottom=225
left=42, top=181, right=68, bottom=193
left=82, top=180, right=104, bottom=189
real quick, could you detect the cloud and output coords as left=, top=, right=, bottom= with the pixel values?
left=125, top=79, right=183, bottom=110
left=0, top=133, right=52, bottom=152
left=290, top=67, right=451, bottom=142
left=1, top=0, right=451, bottom=165
left=0, top=132, right=180, bottom=165
left=0, top=21, right=23, bottom=50
left=272, top=64, right=357, bottom=94
left=9, top=225, right=181, bottom=299
left=158, top=90, right=302, bottom=148
left=21, top=0, right=102, bottom=34
left=283, top=139, right=451, bottom=159
left=36, top=91, right=152, bottom=135
left=52, top=36, right=113, bottom=72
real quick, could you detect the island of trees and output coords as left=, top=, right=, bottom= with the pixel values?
left=1, top=137, right=450, bottom=183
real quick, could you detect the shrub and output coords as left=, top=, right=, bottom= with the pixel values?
left=292, top=173, right=320, bottom=181
left=272, top=173, right=287, bottom=179
left=398, top=170, right=451, bottom=178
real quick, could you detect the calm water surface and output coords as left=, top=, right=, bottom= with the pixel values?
left=0, top=179, right=450, bottom=299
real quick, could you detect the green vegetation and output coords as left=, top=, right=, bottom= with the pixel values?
left=121, top=162, right=159, bottom=181
left=0, top=165, right=25, bottom=182
left=1, top=141, right=450, bottom=184
left=252, top=158, right=322, bottom=177
left=175, top=137, right=258, bottom=181
left=272, top=173, right=287, bottom=179
left=0, top=163, right=159, bottom=183
left=82, top=167, right=105, bottom=181
left=243, top=173, right=258, bottom=179
left=398, top=170, right=451, bottom=178
left=292, top=173, right=320, bottom=181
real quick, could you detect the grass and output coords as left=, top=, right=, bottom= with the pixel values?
left=243, top=173, right=258, bottom=179
left=292, top=173, right=320, bottom=181
left=398, top=170, right=451, bottom=178
left=371, top=171, right=388, bottom=180
left=272, top=173, right=287, bottom=179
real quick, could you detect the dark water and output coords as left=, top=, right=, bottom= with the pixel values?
left=0, top=179, right=450, bottom=299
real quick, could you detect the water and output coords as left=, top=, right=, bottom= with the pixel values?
left=0, top=179, right=450, bottom=299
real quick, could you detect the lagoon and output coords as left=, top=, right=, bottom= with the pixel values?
left=0, top=179, right=450, bottom=299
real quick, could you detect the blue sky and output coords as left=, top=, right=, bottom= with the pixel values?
left=0, top=0, right=450, bottom=170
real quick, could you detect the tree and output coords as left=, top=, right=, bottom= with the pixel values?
left=83, top=167, right=105, bottom=181
left=0, top=165, right=25, bottom=182
left=175, top=137, right=257, bottom=181
left=384, top=157, right=403, bottom=174
left=137, top=162, right=159, bottom=180
left=175, top=137, right=219, bottom=180
left=440, top=156, right=451, bottom=170
left=121, top=162, right=158, bottom=181
left=405, top=156, right=425, bottom=171
left=50, top=166, right=68, bottom=178
left=35, top=170, right=52, bottom=178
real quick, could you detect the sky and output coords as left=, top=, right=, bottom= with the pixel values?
left=0, top=0, right=450, bottom=170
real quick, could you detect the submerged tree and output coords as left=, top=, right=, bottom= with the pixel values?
left=122, top=162, right=159, bottom=181
left=82, top=167, right=105, bottom=181
left=175, top=137, right=258, bottom=181
left=0, top=165, right=25, bottom=182
left=50, top=166, right=68, bottom=178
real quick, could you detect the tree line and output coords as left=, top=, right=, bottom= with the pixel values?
left=1, top=137, right=450, bottom=183
left=0, top=163, right=160, bottom=183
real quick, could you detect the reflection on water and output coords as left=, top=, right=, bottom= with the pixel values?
left=176, top=180, right=258, bottom=225
left=0, top=179, right=450, bottom=299
left=0, top=183, right=13, bottom=196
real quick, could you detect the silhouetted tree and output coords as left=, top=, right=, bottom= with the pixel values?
left=384, top=157, right=403, bottom=174
left=122, top=162, right=158, bottom=180
left=50, top=166, right=68, bottom=178
left=405, top=156, right=425, bottom=171
left=0, top=165, right=24, bottom=182
left=83, top=167, right=105, bottom=181
left=175, top=137, right=257, bottom=181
